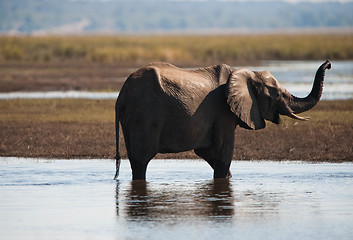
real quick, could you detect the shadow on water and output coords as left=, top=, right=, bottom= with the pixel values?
left=115, top=179, right=280, bottom=223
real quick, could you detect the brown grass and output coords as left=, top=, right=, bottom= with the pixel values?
left=1, top=99, right=352, bottom=161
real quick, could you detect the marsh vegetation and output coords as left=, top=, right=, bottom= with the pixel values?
left=1, top=34, right=353, bottom=66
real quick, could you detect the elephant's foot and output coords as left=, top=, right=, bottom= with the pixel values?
left=214, top=171, right=232, bottom=179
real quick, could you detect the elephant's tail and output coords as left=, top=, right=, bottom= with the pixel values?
left=114, top=100, right=121, bottom=180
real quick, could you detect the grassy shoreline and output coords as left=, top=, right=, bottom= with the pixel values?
left=1, top=34, right=353, bottom=67
left=1, top=99, right=352, bottom=162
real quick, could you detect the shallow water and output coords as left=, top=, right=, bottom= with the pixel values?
left=0, top=60, right=352, bottom=100
left=0, top=158, right=353, bottom=240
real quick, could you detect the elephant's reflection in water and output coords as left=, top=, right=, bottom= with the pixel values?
left=116, top=179, right=235, bottom=221
left=116, top=180, right=281, bottom=222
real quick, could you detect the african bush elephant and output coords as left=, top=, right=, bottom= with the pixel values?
left=114, top=60, right=331, bottom=180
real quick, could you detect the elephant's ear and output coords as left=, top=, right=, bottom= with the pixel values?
left=226, top=69, right=265, bottom=130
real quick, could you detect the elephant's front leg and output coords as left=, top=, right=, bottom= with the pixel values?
left=214, top=158, right=232, bottom=179
left=194, top=147, right=233, bottom=179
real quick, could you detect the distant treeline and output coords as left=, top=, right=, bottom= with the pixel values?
left=1, top=0, right=353, bottom=34
left=1, top=34, right=352, bottom=66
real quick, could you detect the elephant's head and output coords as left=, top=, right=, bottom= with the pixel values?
left=226, top=60, right=331, bottom=130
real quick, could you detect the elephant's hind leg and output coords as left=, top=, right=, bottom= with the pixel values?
left=128, top=144, right=157, bottom=180
left=128, top=150, right=156, bottom=180
left=125, top=125, right=159, bottom=180
left=130, top=161, right=149, bottom=180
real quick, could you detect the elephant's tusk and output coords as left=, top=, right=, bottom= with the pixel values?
left=288, top=112, right=310, bottom=121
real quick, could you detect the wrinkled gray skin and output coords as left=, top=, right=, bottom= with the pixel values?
left=115, top=61, right=331, bottom=180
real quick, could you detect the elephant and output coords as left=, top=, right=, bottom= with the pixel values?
left=114, top=60, right=331, bottom=180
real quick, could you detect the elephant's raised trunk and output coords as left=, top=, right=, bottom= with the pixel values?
left=287, top=60, right=331, bottom=115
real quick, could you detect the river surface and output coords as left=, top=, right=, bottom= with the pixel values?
left=0, top=60, right=352, bottom=100
left=0, top=158, right=352, bottom=240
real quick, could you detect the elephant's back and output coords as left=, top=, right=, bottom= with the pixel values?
left=122, top=62, right=226, bottom=97
left=118, top=62, right=226, bottom=115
